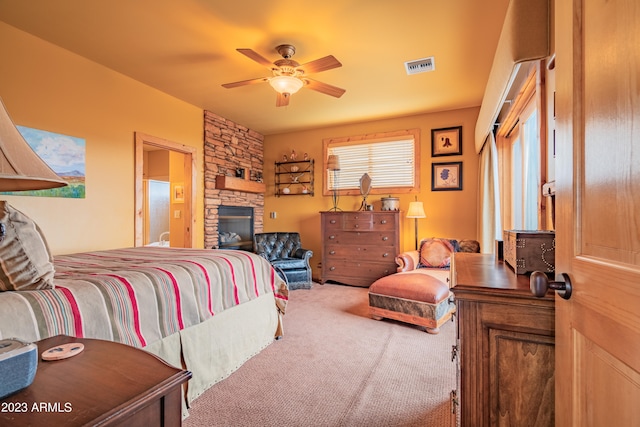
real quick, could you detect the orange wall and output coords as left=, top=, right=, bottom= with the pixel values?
left=0, top=22, right=205, bottom=254
left=0, top=21, right=480, bottom=261
left=263, top=108, right=480, bottom=279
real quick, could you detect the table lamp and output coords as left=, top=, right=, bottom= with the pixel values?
left=406, top=197, right=426, bottom=250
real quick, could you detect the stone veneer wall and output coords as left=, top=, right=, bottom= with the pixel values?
left=204, top=111, right=264, bottom=249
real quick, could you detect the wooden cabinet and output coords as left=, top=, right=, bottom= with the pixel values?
left=321, top=211, right=400, bottom=287
left=1, top=335, right=191, bottom=427
left=450, top=253, right=555, bottom=427
left=275, top=159, right=314, bottom=196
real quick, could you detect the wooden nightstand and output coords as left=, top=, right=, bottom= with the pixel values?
left=0, top=335, right=191, bottom=426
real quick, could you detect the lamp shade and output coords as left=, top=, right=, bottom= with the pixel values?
left=268, top=76, right=304, bottom=95
left=0, top=98, right=67, bottom=191
left=327, top=154, right=340, bottom=171
left=406, top=201, right=426, bottom=218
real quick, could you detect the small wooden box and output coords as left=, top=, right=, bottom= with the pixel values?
left=503, top=230, right=555, bottom=274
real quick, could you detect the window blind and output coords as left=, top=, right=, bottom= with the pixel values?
left=328, top=139, right=415, bottom=190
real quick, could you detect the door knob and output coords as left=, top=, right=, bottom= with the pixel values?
left=530, top=271, right=572, bottom=300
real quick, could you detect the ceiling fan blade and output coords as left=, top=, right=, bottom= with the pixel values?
left=221, top=77, right=269, bottom=89
left=303, top=78, right=346, bottom=98
left=276, top=92, right=290, bottom=107
left=237, top=48, right=274, bottom=68
left=297, top=55, right=342, bottom=74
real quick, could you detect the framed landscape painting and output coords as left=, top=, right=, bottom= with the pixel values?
left=431, top=126, right=462, bottom=157
left=431, top=161, right=462, bottom=191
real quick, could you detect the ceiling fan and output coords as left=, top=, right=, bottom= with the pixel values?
left=221, top=44, right=345, bottom=107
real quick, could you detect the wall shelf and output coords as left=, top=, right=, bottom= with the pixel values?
left=275, top=159, right=314, bottom=196
left=215, top=175, right=265, bottom=193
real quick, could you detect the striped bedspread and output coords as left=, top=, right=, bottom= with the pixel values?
left=0, top=247, right=288, bottom=348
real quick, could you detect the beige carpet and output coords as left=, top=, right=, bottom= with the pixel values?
left=184, top=283, right=457, bottom=427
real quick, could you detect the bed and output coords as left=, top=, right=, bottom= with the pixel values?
left=0, top=222, right=288, bottom=411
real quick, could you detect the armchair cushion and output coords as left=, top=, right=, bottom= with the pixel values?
left=254, top=232, right=313, bottom=290
left=418, top=238, right=456, bottom=268
left=396, top=238, right=481, bottom=273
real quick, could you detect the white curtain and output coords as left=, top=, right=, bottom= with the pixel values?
left=478, top=133, right=502, bottom=254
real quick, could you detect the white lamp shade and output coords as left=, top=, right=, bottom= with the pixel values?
left=406, top=201, right=426, bottom=218
left=327, top=154, right=340, bottom=171
left=0, top=98, right=68, bottom=191
left=269, top=76, right=304, bottom=94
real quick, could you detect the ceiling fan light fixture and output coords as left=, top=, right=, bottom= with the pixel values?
left=269, top=76, right=303, bottom=95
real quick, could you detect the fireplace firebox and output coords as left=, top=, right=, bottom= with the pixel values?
left=218, top=206, right=254, bottom=251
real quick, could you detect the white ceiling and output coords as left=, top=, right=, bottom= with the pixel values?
left=0, top=0, right=510, bottom=135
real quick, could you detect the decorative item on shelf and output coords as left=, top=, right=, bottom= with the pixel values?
left=304, top=152, right=309, bottom=161
left=358, top=173, right=372, bottom=211
left=327, top=154, right=341, bottom=211
left=235, top=168, right=245, bottom=178
left=381, top=196, right=399, bottom=211
left=281, top=187, right=291, bottom=194
left=283, top=154, right=288, bottom=162
left=290, top=150, right=297, bottom=160
left=274, top=158, right=314, bottom=196
left=406, top=196, right=426, bottom=250
left=301, top=184, right=309, bottom=194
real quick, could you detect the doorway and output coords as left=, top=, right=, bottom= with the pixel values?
left=134, top=132, right=196, bottom=247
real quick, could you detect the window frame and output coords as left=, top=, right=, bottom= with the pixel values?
left=322, top=128, right=421, bottom=196
left=496, top=64, right=548, bottom=230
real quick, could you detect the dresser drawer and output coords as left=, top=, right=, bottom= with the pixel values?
left=324, top=243, right=396, bottom=260
left=324, top=231, right=396, bottom=246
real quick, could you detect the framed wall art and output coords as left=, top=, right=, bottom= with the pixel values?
left=173, top=183, right=185, bottom=203
left=431, top=126, right=462, bottom=157
left=431, top=161, right=463, bottom=191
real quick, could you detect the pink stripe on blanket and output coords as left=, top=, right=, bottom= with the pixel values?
left=153, top=268, right=185, bottom=330
left=183, top=260, right=215, bottom=316
left=105, top=274, right=147, bottom=347
left=57, top=287, right=84, bottom=338
left=222, top=258, right=240, bottom=305
left=237, top=251, right=260, bottom=298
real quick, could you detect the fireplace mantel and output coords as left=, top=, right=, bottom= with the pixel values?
left=215, top=175, right=265, bottom=194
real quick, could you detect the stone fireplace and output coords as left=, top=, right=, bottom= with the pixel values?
left=203, top=111, right=264, bottom=249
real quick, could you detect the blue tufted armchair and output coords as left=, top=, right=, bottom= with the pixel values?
left=253, top=232, right=313, bottom=290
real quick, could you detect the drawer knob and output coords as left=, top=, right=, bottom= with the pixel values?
left=330, top=266, right=336, bottom=271
left=354, top=224, right=359, bottom=228
left=330, top=220, right=336, bottom=224
left=329, top=235, right=336, bottom=239
left=382, top=253, right=389, bottom=257
left=382, top=236, right=388, bottom=241
left=330, top=250, right=335, bottom=255
left=381, top=220, right=387, bottom=224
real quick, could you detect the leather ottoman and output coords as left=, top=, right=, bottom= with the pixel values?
left=368, top=270, right=455, bottom=334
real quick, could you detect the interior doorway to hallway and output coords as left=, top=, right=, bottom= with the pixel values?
left=134, top=132, right=196, bottom=248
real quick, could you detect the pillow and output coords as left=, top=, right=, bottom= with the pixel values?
left=0, top=201, right=55, bottom=291
left=418, top=238, right=456, bottom=268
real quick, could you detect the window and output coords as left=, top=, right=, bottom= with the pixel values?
left=497, top=65, right=547, bottom=230
left=323, top=129, right=420, bottom=196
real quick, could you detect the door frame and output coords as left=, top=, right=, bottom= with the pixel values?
left=134, top=132, right=196, bottom=247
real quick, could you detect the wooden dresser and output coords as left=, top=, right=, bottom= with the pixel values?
left=320, top=211, right=400, bottom=287
left=450, top=253, right=555, bottom=427
left=1, top=335, right=191, bottom=427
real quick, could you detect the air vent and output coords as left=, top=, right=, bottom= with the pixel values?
left=404, top=57, right=435, bottom=75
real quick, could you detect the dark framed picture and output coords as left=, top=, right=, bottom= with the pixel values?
left=431, top=162, right=463, bottom=191
left=431, top=126, right=462, bottom=157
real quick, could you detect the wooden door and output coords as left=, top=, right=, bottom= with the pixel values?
left=555, top=0, right=640, bottom=425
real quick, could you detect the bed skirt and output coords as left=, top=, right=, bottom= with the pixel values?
left=143, top=291, right=282, bottom=416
